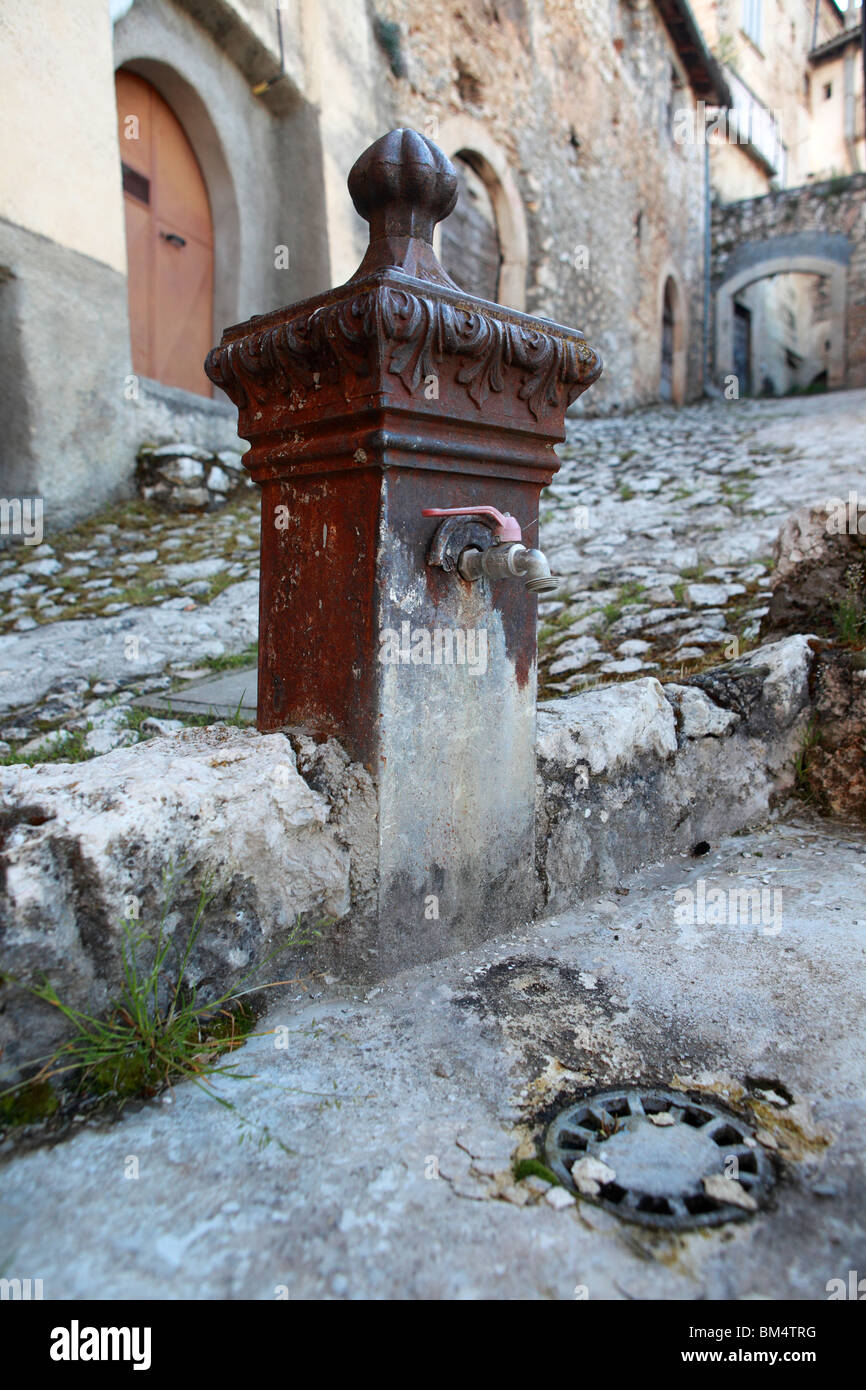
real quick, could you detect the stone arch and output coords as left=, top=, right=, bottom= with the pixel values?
left=114, top=56, right=242, bottom=348
left=659, top=267, right=688, bottom=406
left=715, top=245, right=848, bottom=391
left=432, top=116, right=528, bottom=310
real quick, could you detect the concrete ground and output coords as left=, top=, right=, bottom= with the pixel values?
left=2, top=809, right=863, bottom=1301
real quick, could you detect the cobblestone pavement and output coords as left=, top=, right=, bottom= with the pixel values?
left=0, top=390, right=863, bottom=759
left=0, top=493, right=260, bottom=758
left=539, top=388, right=865, bottom=695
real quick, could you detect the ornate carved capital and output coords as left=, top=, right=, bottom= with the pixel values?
left=205, top=127, right=602, bottom=432
left=206, top=283, right=602, bottom=421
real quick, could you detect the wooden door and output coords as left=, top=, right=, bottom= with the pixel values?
left=733, top=303, right=753, bottom=397
left=116, top=70, right=213, bottom=397
left=661, top=286, right=675, bottom=401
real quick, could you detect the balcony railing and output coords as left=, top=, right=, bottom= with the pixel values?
left=723, top=66, right=788, bottom=182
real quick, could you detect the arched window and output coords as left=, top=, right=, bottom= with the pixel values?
left=115, top=69, right=214, bottom=397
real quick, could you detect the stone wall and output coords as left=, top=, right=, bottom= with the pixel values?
left=711, top=172, right=866, bottom=391
left=0, top=636, right=813, bottom=1081
left=348, top=0, right=711, bottom=411
left=0, top=219, right=134, bottom=528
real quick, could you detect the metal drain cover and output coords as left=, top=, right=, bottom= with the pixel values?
left=545, top=1087, right=774, bottom=1229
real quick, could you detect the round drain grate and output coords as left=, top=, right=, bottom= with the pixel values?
left=545, top=1087, right=774, bottom=1230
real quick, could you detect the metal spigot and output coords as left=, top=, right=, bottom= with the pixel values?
left=421, top=506, right=558, bottom=595
left=512, top=547, right=557, bottom=593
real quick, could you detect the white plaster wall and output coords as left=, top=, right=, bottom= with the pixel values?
left=309, top=0, right=384, bottom=288
left=0, top=0, right=127, bottom=273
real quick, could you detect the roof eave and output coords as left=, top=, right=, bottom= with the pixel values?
left=654, top=0, right=733, bottom=107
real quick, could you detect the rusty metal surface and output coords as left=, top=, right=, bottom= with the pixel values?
left=426, top=515, right=496, bottom=571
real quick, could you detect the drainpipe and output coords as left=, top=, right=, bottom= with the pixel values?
left=252, top=2, right=288, bottom=96
left=205, top=129, right=603, bottom=976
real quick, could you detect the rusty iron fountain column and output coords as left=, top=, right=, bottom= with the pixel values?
left=206, top=129, right=602, bottom=974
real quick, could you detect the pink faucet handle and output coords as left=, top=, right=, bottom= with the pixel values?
left=421, top=506, right=522, bottom=543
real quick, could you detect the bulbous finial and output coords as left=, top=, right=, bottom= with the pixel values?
left=346, top=128, right=460, bottom=285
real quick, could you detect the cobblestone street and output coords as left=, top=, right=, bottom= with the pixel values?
left=0, top=389, right=863, bottom=759
left=539, top=389, right=866, bottom=694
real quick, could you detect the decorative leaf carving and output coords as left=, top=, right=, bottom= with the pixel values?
left=206, top=286, right=602, bottom=420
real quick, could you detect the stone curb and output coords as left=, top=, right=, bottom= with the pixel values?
left=536, top=635, right=814, bottom=911
left=0, top=636, right=814, bottom=1081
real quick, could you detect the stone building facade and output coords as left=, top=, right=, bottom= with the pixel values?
left=711, top=170, right=866, bottom=391
left=691, top=0, right=850, bottom=198
left=0, top=0, right=726, bottom=532
left=691, top=0, right=864, bottom=395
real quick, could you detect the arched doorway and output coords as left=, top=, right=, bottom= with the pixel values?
left=115, top=69, right=213, bottom=397
left=723, top=270, right=836, bottom=397
left=715, top=250, right=849, bottom=393
left=659, top=272, right=687, bottom=405
left=441, top=154, right=501, bottom=303
left=433, top=117, right=528, bottom=310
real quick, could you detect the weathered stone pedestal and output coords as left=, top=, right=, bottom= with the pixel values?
left=206, top=129, right=601, bottom=972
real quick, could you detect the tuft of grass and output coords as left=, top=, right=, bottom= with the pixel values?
left=201, top=642, right=259, bottom=674
left=833, top=577, right=866, bottom=645
left=818, top=174, right=852, bottom=198
left=538, top=607, right=578, bottom=645
left=0, top=865, right=322, bottom=1116
left=204, top=571, right=236, bottom=603
left=794, top=717, right=821, bottom=800
left=513, top=1157, right=560, bottom=1187
left=122, top=704, right=153, bottom=740
left=592, top=580, right=645, bottom=634
left=166, top=694, right=252, bottom=730
left=0, top=1078, right=59, bottom=1127
left=0, top=725, right=94, bottom=767
left=618, top=579, right=645, bottom=604
left=594, top=600, right=623, bottom=632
